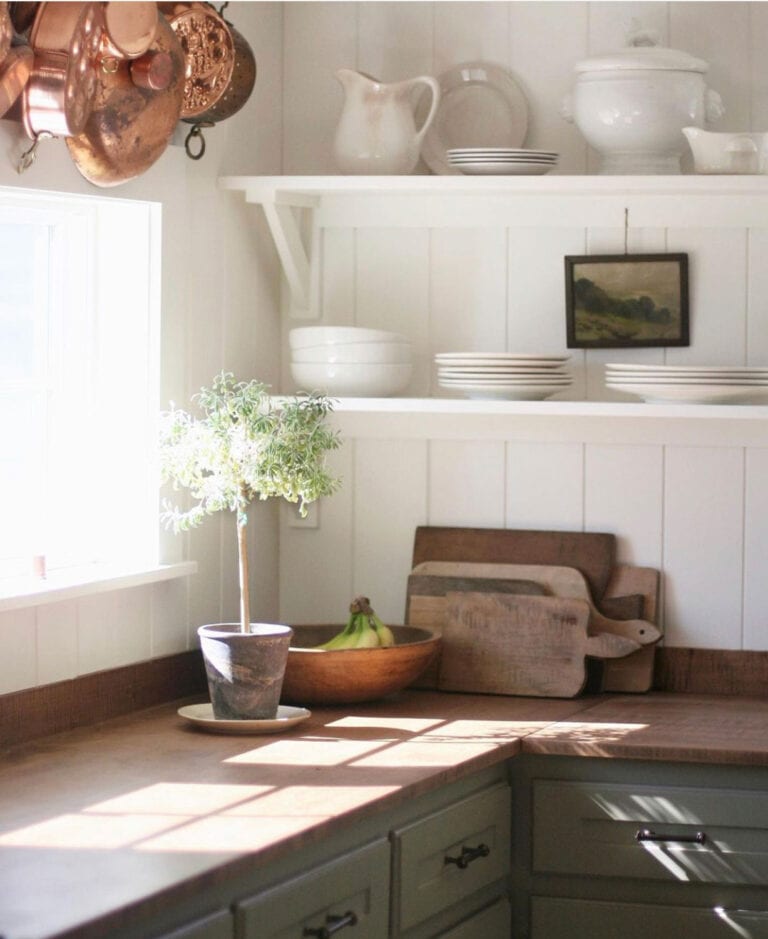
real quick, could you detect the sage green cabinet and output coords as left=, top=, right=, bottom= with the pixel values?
left=532, top=896, right=768, bottom=938
left=158, top=910, right=234, bottom=939
left=438, top=898, right=512, bottom=938
left=512, top=756, right=768, bottom=939
left=236, top=839, right=390, bottom=939
left=392, top=784, right=511, bottom=935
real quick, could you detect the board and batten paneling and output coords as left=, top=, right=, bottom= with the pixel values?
left=279, top=213, right=768, bottom=648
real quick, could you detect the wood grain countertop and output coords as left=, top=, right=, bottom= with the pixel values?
left=3, top=688, right=768, bottom=939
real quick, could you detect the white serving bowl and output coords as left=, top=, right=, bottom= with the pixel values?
left=290, top=361, right=413, bottom=396
left=289, top=326, right=409, bottom=350
left=292, top=341, right=412, bottom=365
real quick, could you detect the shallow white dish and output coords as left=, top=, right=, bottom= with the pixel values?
left=436, top=353, right=569, bottom=364
left=606, top=376, right=768, bottom=386
left=439, top=375, right=572, bottom=384
left=606, top=363, right=768, bottom=375
left=178, top=703, right=311, bottom=735
left=439, top=382, right=569, bottom=401
left=291, top=361, right=412, bottom=396
left=455, top=161, right=556, bottom=175
left=448, top=147, right=558, bottom=157
left=438, top=367, right=570, bottom=377
left=418, top=61, right=529, bottom=176
left=292, top=341, right=412, bottom=365
left=289, top=326, right=408, bottom=350
left=607, top=382, right=768, bottom=404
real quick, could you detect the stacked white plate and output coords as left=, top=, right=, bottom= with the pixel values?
left=447, top=148, right=559, bottom=175
left=436, top=352, right=571, bottom=400
left=606, top=363, right=768, bottom=404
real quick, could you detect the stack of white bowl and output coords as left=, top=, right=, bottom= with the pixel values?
left=290, top=327, right=413, bottom=397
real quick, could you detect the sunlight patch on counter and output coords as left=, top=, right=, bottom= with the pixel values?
left=84, top=783, right=274, bottom=816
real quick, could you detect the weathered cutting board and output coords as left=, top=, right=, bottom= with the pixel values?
left=405, top=573, right=548, bottom=687
left=406, top=573, right=547, bottom=629
left=437, top=592, right=640, bottom=698
left=412, top=527, right=617, bottom=608
left=601, top=565, right=662, bottom=693
left=412, top=561, right=661, bottom=646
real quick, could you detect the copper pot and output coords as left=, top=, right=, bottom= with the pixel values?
left=159, top=1, right=234, bottom=119
left=23, top=2, right=105, bottom=138
left=7, top=2, right=38, bottom=38
left=101, top=1, right=157, bottom=61
left=65, top=13, right=184, bottom=187
left=0, top=43, right=32, bottom=118
left=0, top=3, right=12, bottom=63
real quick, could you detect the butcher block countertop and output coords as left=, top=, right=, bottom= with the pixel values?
left=4, top=689, right=768, bottom=939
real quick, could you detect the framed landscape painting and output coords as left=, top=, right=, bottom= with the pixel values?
left=565, top=253, right=689, bottom=349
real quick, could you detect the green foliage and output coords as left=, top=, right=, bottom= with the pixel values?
left=574, top=277, right=673, bottom=325
left=159, top=372, right=341, bottom=532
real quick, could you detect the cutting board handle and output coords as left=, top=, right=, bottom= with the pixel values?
left=584, top=632, right=640, bottom=659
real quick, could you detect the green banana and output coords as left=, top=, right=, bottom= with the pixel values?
left=318, top=596, right=395, bottom=650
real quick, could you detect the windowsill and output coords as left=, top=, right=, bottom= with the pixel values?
left=0, top=561, right=198, bottom=613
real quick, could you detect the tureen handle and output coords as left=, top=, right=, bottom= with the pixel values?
left=705, top=88, right=725, bottom=124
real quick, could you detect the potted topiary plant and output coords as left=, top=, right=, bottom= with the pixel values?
left=159, top=371, right=340, bottom=720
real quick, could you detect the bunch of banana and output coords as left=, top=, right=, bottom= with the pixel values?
left=319, top=596, right=395, bottom=649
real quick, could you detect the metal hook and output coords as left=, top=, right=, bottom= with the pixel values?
left=183, top=121, right=214, bottom=161
left=17, top=131, right=54, bottom=174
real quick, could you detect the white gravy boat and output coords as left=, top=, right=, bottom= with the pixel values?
left=683, top=127, right=768, bottom=174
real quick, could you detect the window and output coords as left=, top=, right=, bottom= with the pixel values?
left=0, top=187, right=161, bottom=588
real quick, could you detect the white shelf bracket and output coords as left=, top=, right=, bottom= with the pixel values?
left=260, top=195, right=321, bottom=318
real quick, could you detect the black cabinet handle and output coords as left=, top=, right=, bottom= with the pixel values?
left=444, top=843, right=491, bottom=869
left=636, top=827, right=707, bottom=845
left=303, top=910, right=358, bottom=938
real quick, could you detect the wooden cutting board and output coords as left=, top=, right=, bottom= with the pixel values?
left=412, top=561, right=661, bottom=646
left=405, top=573, right=548, bottom=687
left=437, top=592, right=640, bottom=698
left=412, top=527, right=617, bottom=608
left=601, top=565, right=662, bottom=693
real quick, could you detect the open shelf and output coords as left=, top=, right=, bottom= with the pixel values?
left=274, top=397, right=768, bottom=447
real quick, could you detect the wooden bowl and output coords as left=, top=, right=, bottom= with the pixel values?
left=281, top=624, right=440, bottom=706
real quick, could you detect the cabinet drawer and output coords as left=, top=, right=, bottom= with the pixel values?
left=532, top=896, right=768, bottom=939
left=158, top=910, right=233, bottom=939
left=534, top=779, right=768, bottom=885
left=392, top=784, right=511, bottom=933
left=436, top=898, right=511, bottom=939
left=236, top=839, right=389, bottom=939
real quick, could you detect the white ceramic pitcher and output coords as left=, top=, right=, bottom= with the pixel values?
left=333, top=69, right=440, bottom=175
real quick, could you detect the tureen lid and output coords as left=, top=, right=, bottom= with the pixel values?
left=575, top=25, right=709, bottom=74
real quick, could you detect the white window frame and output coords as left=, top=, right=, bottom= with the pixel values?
left=0, top=186, right=194, bottom=610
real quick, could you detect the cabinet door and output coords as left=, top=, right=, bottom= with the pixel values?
left=436, top=898, right=511, bottom=939
left=534, top=778, right=768, bottom=884
left=236, top=839, right=389, bottom=939
left=392, top=784, right=511, bottom=933
left=532, top=896, right=768, bottom=939
left=157, top=909, right=233, bottom=939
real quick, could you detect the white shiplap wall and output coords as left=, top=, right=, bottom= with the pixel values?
left=278, top=2, right=768, bottom=653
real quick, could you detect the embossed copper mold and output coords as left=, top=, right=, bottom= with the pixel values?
left=160, top=1, right=234, bottom=119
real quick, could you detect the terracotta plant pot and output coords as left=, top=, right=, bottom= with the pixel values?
left=198, top=623, right=293, bottom=720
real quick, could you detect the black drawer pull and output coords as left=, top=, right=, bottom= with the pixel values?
left=444, top=843, right=491, bottom=869
left=636, top=827, right=707, bottom=845
left=303, top=910, right=358, bottom=938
